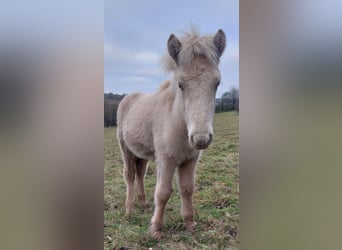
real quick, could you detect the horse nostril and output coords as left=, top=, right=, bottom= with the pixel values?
left=190, top=133, right=213, bottom=149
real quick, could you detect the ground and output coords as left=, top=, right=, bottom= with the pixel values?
left=104, top=111, right=239, bottom=250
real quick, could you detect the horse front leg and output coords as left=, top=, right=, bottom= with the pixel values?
left=177, top=157, right=199, bottom=233
left=150, top=157, right=176, bottom=239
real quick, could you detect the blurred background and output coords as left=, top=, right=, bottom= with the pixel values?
left=0, top=1, right=103, bottom=250
left=240, top=1, right=342, bottom=249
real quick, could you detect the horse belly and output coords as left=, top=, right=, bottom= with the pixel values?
left=129, top=142, right=154, bottom=160
left=121, top=97, right=155, bottom=160
left=123, top=130, right=155, bottom=161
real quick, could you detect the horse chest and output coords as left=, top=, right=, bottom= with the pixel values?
left=155, top=130, right=198, bottom=162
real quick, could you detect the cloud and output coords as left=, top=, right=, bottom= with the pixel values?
left=226, top=42, right=239, bottom=63
left=104, top=0, right=239, bottom=96
left=104, top=42, right=160, bottom=68
left=104, top=41, right=164, bottom=92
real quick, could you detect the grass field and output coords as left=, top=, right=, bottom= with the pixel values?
left=104, top=111, right=239, bottom=250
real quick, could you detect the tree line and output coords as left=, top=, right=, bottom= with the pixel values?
left=104, top=87, right=239, bottom=127
left=215, top=86, right=239, bottom=113
left=104, top=93, right=126, bottom=127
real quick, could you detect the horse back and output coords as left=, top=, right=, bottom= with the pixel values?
left=117, top=93, right=142, bottom=127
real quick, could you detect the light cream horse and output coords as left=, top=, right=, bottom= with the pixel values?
left=117, top=28, right=226, bottom=239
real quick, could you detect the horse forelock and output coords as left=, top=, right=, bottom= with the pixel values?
left=161, top=29, right=220, bottom=72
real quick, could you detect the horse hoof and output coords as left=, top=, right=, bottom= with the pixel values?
left=125, top=210, right=133, bottom=217
left=150, top=230, right=163, bottom=240
left=138, top=195, right=146, bottom=204
left=149, top=224, right=163, bottom=239
left=185, top=221, right=197, bottom=233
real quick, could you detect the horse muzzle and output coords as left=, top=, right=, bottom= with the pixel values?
left=189, top=133, right=213, bottom=150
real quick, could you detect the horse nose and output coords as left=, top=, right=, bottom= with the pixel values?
left=190, top=133, right=213, bottom=150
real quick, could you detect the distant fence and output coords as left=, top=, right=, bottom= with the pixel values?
left=215, top=98, right=239, bottom=113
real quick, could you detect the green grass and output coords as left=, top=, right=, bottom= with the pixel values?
left=104, top=111, right=239, bottom=250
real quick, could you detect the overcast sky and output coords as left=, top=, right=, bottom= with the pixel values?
left=104, top=0, right=239, bottom=98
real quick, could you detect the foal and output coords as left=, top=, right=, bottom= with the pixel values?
left=117, top=28, right=226, bottom=239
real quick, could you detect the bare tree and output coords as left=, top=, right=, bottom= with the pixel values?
left=230, top=87, right=239, bottom=111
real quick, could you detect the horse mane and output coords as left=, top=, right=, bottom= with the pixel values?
left=157, top=80, right=171, bottom=92
left=161, top=27, right=220, bottom=72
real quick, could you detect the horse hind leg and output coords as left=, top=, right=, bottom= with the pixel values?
left=119, top=142, right=137, bottom=216
left=136, top=159, right=148, bottom=207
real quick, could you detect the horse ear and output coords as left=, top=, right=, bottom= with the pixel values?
left=167, top=34, right=182, bottom=63
left=213, top=29, right=226, bottom=58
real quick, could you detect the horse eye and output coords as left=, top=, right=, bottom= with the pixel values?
left=215, top=81, right=220, bottom=89
left=178, top=83, right=184, bottom=91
